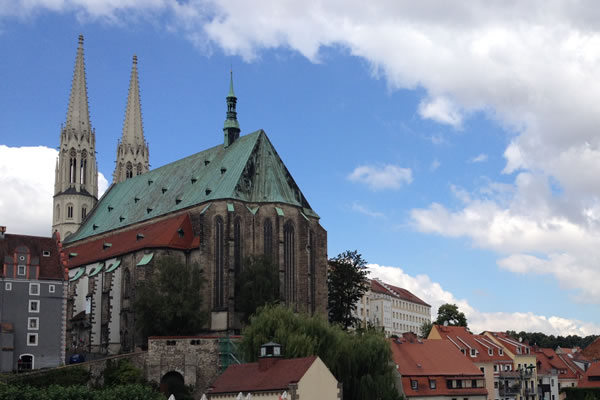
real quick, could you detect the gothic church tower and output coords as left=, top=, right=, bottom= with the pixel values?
left=52, top=35, right=98, bottom=240
left=113, top=55, right=149, bottom=183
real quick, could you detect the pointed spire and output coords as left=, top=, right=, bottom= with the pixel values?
left=224, top=69, right=240, bottom=148
left=65, top=34, right=92, bottom=134
left=121, top=54, right=145, bottom=144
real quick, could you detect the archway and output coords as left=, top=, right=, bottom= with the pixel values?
left=160, top=371, right=191, bottom=399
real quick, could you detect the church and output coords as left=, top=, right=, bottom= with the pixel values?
left=55, top=36, right=328, bottom=354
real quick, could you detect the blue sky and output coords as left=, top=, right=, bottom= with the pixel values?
left=2, top=1, right=600, bottom=335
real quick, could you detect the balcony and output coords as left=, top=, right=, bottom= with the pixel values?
left=499, top=383, right=521, bottom=396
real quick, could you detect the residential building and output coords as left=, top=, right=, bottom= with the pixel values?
left=206, top=342, right=341, bottom=399
left=57, top=36, right=328, bottom=353
left=390, top=333, right=488, bottom=400
left=428, top=325, right=513, bottom=400
left=0, top=227, right=66, bottom=371
left=354, top=278, right=431, bottom=337
left=483, top=331, right=539, bottom=400
left=578, top=361, right=600, bottom=389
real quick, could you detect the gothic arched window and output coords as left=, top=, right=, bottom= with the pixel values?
left=309, top=230, right=316, bottom=314
left=126, top=162, right=133, bottom=179
left=283, top=221, right=296, bottom=304
left=55, top=204, right=60, bottom=221
left=214, top=216, right=225, bottom=309
left=81, top=205, right=87, bottom=220
left=67, top=203, right=74, bottom=219
left=136, top=163, right=142, bottom=176
left=122, top=269, right=131, bottom=299
left=234, top=217, right=242, bottom=275
left=69, top=148, right=77, bottom=183
left=263, top=218, right=273, bottom=260
left=80, top=150, right=87, bottom=185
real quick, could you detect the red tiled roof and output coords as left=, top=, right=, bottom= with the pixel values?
left=65, top=213, right=196, bottom=267
left=433, top=325, right=512, bottom=363
left=484, top=331, right=531, bottom=355
left=582, top=337, right=600, bottom=361
left=535, top=348, right=581, bottom=379
left=0, top=233, right=64, bottom=280
left=209, top=356, right=317, bottom=394
left=391, top=338, right=485, bottom=376
left=400, top=376, right=488, bottom=397
left=370, top=279, right=430, bottom=307
left=579, top=362, right=600, bottom=388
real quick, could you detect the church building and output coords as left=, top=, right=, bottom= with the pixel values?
left=57, top=36, right=328, bottom=354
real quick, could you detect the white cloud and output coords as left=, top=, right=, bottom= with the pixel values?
left=430, top=159, right=441, bottom=171
left=470, top=153, right=488, bottom=163
left=351, top=202, right=384, bottom=218
left=348, top=164, right=413, bottom=190
left=418, top=96, right=463, bottom=128
left=0, top=145, right=107, bottom=237
left=368, top=263, right=600, bottom=336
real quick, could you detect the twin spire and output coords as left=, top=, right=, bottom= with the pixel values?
left=65, top=34, right=92, bottom=136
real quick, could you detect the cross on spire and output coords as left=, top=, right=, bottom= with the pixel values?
left=223, top=69, right=240, bottom=148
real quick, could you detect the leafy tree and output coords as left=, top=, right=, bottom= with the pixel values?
left=328, top=250, right=370, bottom=330
left=435, top=303, right=468, bottom=327
left=235, top=255, right=280, bottom=322
left=103, top=359, right=144, bottom=386
left=134, top=256, right=208, bottom=341
left=240, top=304, right=402, bottom=400
left=420, top=320, right=433, bottom=338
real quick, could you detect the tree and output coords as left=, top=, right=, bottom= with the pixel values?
left=235, top=255, right=280, bottom=322
left=328, top=250, right=370, bottom=330
left=435, top=303, right=468, bottom=327
left=134, top=256, right=208, bottom=341
left=240, top=305, right=402, bottom=400
left=420, top=320, right=433, bottom=338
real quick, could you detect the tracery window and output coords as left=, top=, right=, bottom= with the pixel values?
left=126, top=162, right=133, bottom=179
left=69, top=148, right=77, bottom=183
left=263, top=218, right=273, bottom=260
left=214, top=216, right=225, bottom=309
left=283, top=221, right=296, bottom=304
left=80, top=150, right=87, bottom=184
left=234, top=218, right=242, bottom=275
left=136, top=163, right=142, bottom=176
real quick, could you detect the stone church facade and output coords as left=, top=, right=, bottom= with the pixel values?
left=57, top=37, right=328, bottom=354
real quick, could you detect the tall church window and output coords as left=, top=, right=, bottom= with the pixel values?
left=126, top=162, right=133, bottom=179
left=284, top=221, right=296, bottom=304
left=55, top=204, right=60, bottom=221
left=67, top=204, right=74, bottom=219
left=81, top=205, right=87, bottom=220
left=80, top=150, right=87, bottom=184
left=264, top=218, right=273, bottom=260
left=309, top=230, right=316, bottom=314
left=234, top=218, right=242, bottom=275
left=69, top=148, right=77, bottom=183
left=214, top=216, right=225, bottom=309
left=122, top=269, right=131, bottom=299
left=136, top=163, right=142, bottom=176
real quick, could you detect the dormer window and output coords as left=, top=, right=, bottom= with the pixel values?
left=42, top=251, right=50, bottom=257
left=17, top=265, right=26, bottom=276
left=499, top=349, right=504, bottom=356
left=488, top=349, right=493, bottom=356
left=470, top=348, right=476, bottom=357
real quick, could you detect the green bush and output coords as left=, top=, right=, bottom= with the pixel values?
left=103, top=359, right=144, bottom=386
left=561, top=387, right=600, bottom=400
left=2, top=366, right=90, bottom=387
left=0, top=384, right=163, bottom=400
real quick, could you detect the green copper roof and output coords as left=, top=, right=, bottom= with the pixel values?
left=137, top=253, right=154, bottom=266
left=105, top=260, right=121, bottom=273
left=228, top=70, right=235, bottom=98
left=70, top=267, right=85, bottom=282
left=88, top=262, right=104, bottom=277
left=65, top=130, right=317, bottom=243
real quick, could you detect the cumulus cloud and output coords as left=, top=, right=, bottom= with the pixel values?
left=348, top=164, right=413, bottom=190
left=0, top=145, right=108, bottom=237
left=470, top=153, right=488, bottom=163
left=419, top=96, right=463, bottom=128
left=368, top=263, right=600, bottom=336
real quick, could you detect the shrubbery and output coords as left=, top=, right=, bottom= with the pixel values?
left=0, top=384, right=163, bottom=400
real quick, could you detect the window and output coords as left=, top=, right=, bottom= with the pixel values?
left=27, top=333, right=38, bottom=346
left=67, top=205, right=74, bottom=219
left=471, top=348, right=477, bottom=357
left=42, top=251, right=50, bottom=257
left=263, top=218, right=273, bottom=259
left=28, top=317, right=39, bottom=330
left=126, top=162, right=133, bottom=179
left=551, top=379, right=554, bottom=387
left=214, top=216, right=225, bottom=309
left=309, top=230, right=316, bottom=314
left=489, top=348, right=493, bottom=356
left=18, top=354, right=33, bottom=371
left=69, top=148, right=76, bottom=183
left=494, top=365, right=498, bottom=372
left=283, top=221, right=296, bottom=304
left=472, top=380, right=477, bottom=388
left=18, top=265, right=26, bottom=276
left=499, top=348, right=503, bottom=356
left=234, top=218, right=242, bottom=275
left=494, top=382, right=499, bottom=389
left=5, top=283, right=11, bottom=291
left=80, top=150, right=87, bottom=184
left=29, top=283, right=40, bottom=296
left=81, top=207, right=87, bottom=220
left=411, top=380, right=418, bottom=390
left=29, top=300, right=40, bottom=313
left=429, top=379, right=436, bottom=389
left=49, top=285, right=55, bottom=293
left=480, top=367, right=485, bottom=373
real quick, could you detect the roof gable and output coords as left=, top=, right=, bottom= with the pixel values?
left=0, top=234, right=63, bottom=280
left=66, top=130, right=317, bottom=243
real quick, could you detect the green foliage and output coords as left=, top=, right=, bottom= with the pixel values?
left=134, top=256, right=208, bottom=340
left=505, top=331, right=599, bottom=349
left=561, top=387, right=600, bottom=400
left=435, top=303, right=468, bottom=327
left=420, top=320, right=433, bottom=338
left=0, top=384, right=163, bottom=400
left=103, top=359, right=144, bottom=386
left=328, top=250, right=370, bottom=330
left=235, top=255, right=280, bottom=322
left=3, top=366, right=89, bottom=387
left=240, top=304, right=402, bottom=400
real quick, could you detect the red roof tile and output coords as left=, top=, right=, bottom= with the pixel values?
left=433, top=325, right=512, bottom=363
left=579, top=362, right=600, bottom=388
left=400, top=376, right=488, bottom=397
left=484, top=331, right=532, bottom=356
left=209, top=356, right=317, bottom=394
left=65, top=213, right=196, bottom=267
left=370, top=279, right=430, bottom=307
left=582, top=337, right=600, bottom=361
left=0, top=233, right=64, bottom=280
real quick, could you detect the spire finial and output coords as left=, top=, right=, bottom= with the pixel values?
left=78, top=34, right=84, bottom=45
left=133, top=54, right=137, bottom=65
left=223, top=69, right=240, bottom=148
